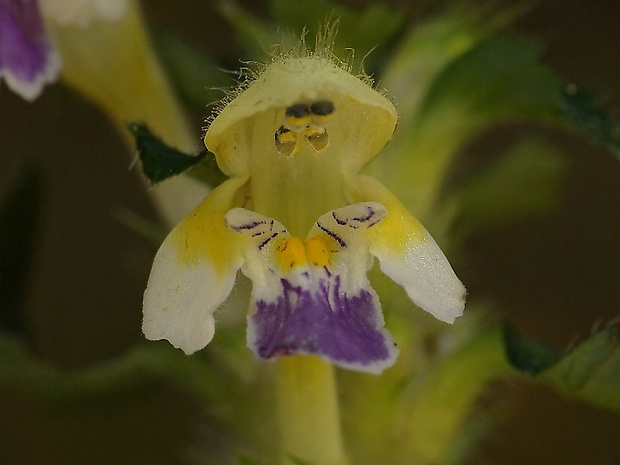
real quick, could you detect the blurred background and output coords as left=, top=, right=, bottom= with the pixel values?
left=0, top=1, right=618, bottom=464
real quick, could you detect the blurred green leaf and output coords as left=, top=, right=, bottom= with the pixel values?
left=270, top=0, right=405, bottom=72
left=152, top=28, right=233, bottom=112
left=116, top=208, right=167, bottom=247
left=375, top=36, right=562, bottom=220
left=236, top=456, right=266, bottom=465
left=130, top=123, right=227, bottom=186
left=0, top=160, right=41, bottom=338
left=447, top=139, right=568, bottom=237
left=219, top=0, right=404, bottom=72
left=217, top=0, right=277, bottom=55
left=0, top=335, right=227, bottom=409
left=505, top=327, right=620, bottom=411
left=402, top=326, right=513, bottom=464
left=417, top=37, right=561, bottom=125
left=0, top=326, right=281, bottom=459
left=288, top=456, right=318, bottom=465
left=560, top=84, right=620, bottom=157
left=503, top=326, right=560, bottom=374
left=341, top=323, right=513, bottom=465
left=381, top=3, right=524, bottom=126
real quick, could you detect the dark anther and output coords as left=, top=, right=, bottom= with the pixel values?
left=285, top=103, right=311, bottom=119
left=310, top=100, right=335, bottom=116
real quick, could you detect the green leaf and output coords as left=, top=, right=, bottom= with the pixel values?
left=402, top=326, right=513, bottom=464
left=129, top=123, right=227, bottom=186
left=270, top=0, right=405, bottom=72
left=381, top=2, right=524, bottom=126
left=503, top=326, right=560, bottom=374
left=0, top=160, right=41, bottom=338
left=219, top=0, right=404, bottom=72
left=288, top=456, right=318, bottom=465
left=0, top=332, right=232, bottom=409
left=236, top=456, right=266, bottom=465
left=151, top=28, right=233, bottom=112
left=560, top=84, right=620, bottom=157
left=505, top=327, right=620, bottom=411
left=115, top=209, right=167, bottom=247
left=217, top=0, right=277, bottom=56
left=374, top=36, right=562, bottom=220
left=447, top=139, right=568, bottom=237
left=418, top=36, right=561, bottom=125
left=340, top=323, right=513, bottom=465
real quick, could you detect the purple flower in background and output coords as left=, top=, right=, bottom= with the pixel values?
left=0, top=0, right=60, bottom=101
left=0, top=0, right=127, bottom=101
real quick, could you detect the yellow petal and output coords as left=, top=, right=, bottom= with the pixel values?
left=348, top=175, right=466, bottom=323
left=205, top=55, right=398, bottom=177
left=142, top=175, right=248, bottom=354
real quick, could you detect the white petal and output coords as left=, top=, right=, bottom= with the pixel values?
left=142, top=237, right=239, bottom=354
left=225, top=207, right=290, bottom=301
left=41, top=0, right=127, bottom=27
left=349, top=175, right=466, bottom=323
left=306, top=202, right=386, bottom=281
left=226, top=205, right=399, bottom=373
left=374, top=238, right=466, bottom=323
left=142, top=176, right=247, bottom=354
left=1, top=47, right=60, bottom=102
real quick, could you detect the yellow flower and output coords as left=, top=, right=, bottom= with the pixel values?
left=143, top=42, right=466, bottom=373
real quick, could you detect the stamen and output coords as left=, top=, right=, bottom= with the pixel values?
left=275, top=126, right=300, bottom=157
left=310, top=100, right=335, bottom=116
left=276, top=100, right=335, bottom=155
left=285, top=103, right=312, bottom=130
left=310, top=100, right=335, bottom=125
left=304, top=126, right=329, bottom=153
left=286, top=102, right=311, bottom=118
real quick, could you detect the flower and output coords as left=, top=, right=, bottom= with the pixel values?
left=0, top=0, right=126, bottom=101
left=142, top=44, right=466, bottom=374
left=2, top=0, right=202, bottom=224
left=40, top=0, right=126, bottom=27
left=0, top=0, right=60, bottom=101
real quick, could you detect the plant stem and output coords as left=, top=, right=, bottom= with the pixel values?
left=277, top=356, right=349, bottom=465
left=403, top=326, right=513, bottom=464
left=48, top=0, right=208, bottom=226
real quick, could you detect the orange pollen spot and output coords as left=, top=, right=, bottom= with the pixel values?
left=305, top=236, right=331, bottom=268
left=276, top=236, right=307, bottom=269
left=275, top=236, right=332, bottom=270
left=285, top=115, right=312, bottom=130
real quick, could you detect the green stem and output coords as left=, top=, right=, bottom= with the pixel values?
left=0, top=336, right=221, bottom=407
left=48, top=0, right=207, bottom=226
left=402, top=326, right=513, bottom=464
left=277, top=356, right=349, bottom=465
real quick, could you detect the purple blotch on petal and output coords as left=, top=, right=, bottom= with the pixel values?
left=249, top=273, right=398, bottom=373
left=0, top=0, right=60, bottom=100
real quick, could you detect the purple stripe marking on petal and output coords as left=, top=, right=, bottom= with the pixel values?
left=316, top=221, right=346, bottom=248
left=249, top=273, right=398, bottom=372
